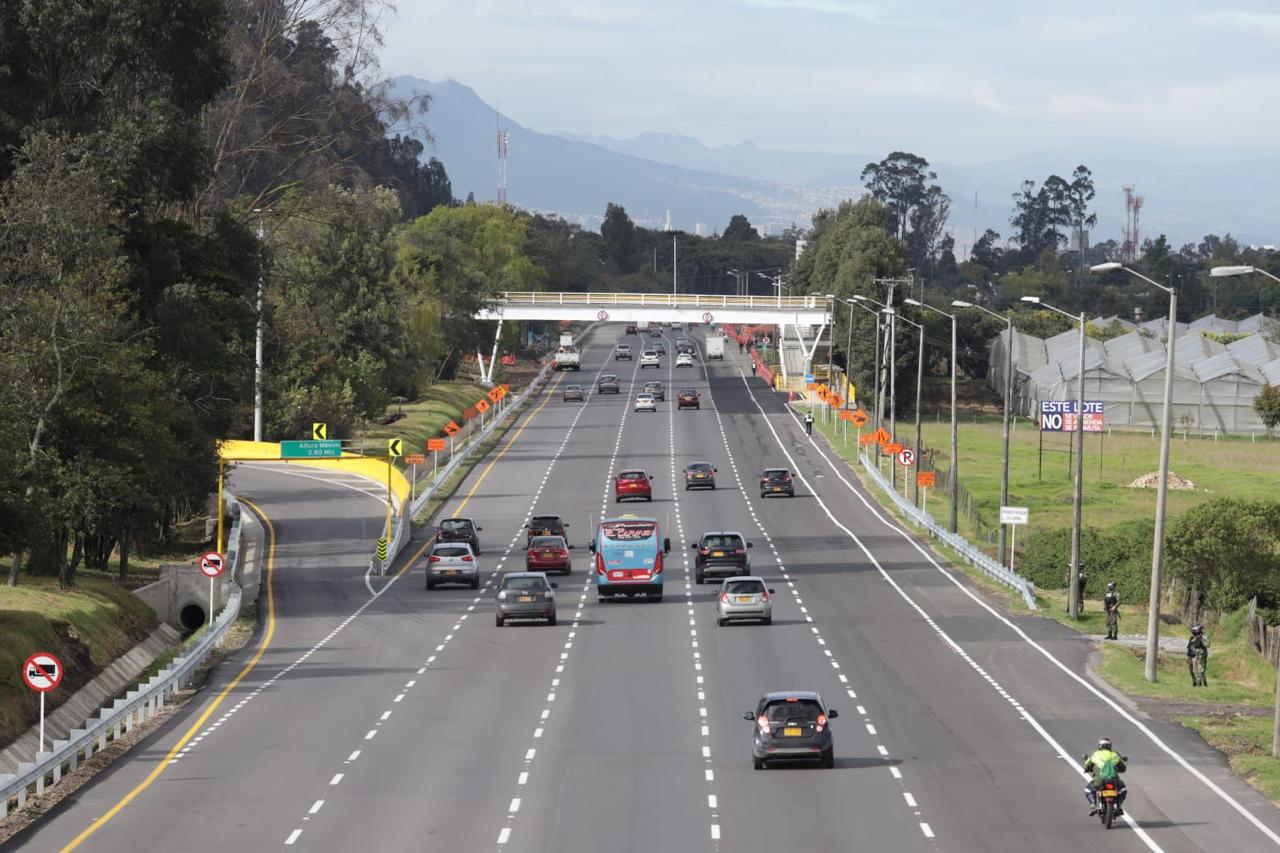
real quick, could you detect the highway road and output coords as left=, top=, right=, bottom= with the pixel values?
left=10, top=325, right=1280, bottom=852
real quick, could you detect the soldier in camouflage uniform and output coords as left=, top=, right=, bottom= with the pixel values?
left=1103, top=581, right=1120, bottom=641
left=1187, top=624, right=1209, bottom=687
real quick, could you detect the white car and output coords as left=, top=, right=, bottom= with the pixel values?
left=425, top=542, right=480, bottom=590
left=676, top=352, right=694, bottom=367
left=640, top=351, right=661, bottom=368
left=634, top=393, right=657, bottom=412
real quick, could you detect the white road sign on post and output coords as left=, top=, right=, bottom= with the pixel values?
left=199, top=551, right=226, bottom=630
left=999, top=506, right=1029, bottom=574
left=897, top=448, right=915, bottom=467
left=23, top=652, right=64, bottom=753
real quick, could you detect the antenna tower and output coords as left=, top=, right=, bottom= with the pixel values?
left=496, top=108, right=509, bottom=206
left=1121, top=184, right=1145, bottom=262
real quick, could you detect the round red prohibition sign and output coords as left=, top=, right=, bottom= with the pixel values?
left=702, top=311, right=714, bottom=323
left=199, top=551, right=226, bottom=578
left=597, top=309, right=609, bottom=321
left=23, top=652, right=63, bottom=693
left=897, top=448, right=916, bottom=467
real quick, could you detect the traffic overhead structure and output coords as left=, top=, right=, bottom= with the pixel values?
left=476, top=291, right=831, bottom=327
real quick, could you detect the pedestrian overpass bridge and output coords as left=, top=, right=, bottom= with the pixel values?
left=471, top=291, right=831, bottom=383
left=476, top=291, right=831, bottom=326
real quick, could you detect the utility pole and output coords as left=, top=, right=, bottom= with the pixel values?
left=253, top=219, right=266, bottom=442
left=673, top=235, right=677, bottom=295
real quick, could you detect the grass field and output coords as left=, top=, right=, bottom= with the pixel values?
left=356, top=381, right=492, bottom=457
left=813, top=404, right=1280, bottom=553
left=0, top=577, right=158, bottom=745
left=1176, top=714, right=1280, bottom=803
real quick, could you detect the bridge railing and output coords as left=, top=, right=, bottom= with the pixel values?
left=498, top=292, right=824, bottom=310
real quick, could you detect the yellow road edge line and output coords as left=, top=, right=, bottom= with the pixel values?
left=61, top=498, right=279, bottom=852
left=394, top=372, right=565, bottom=578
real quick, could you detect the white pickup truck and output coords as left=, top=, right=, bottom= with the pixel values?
left=705, top=336, right=725, bottom=359
left=554, top=346, right=581, bottom=371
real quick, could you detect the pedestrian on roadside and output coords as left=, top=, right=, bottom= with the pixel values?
left=751, top=360, right=758, bottom=378
left=739, top=339, right=745, bottom=354
left=1065, top=566, right=1089, bottom=614
left=1104, top=581, right=1120, bottom=640
left=804, top=412, right=814, bottom=436
left=1187, top=624, right=1210, bottom=687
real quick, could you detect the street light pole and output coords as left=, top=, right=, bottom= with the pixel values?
left=895, top=313, right=925, bottom=506
left=253, top=217, right=268, bottom=442
left=844, top=298, right=855, bottom=408
left=909, top=299, right=959, bottom=532
left=954, top=300, right=1013, bottom=562
left=1022, top=297, right=1087, bottom=618
left=1093, top=262, right=1177, bottom=682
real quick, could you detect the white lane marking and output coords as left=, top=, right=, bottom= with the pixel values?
left=309, top=800, right=325, bottom=815
left=903, top=792, right=917, bottom=808
left=347, top=750, right=360, bottom=762
left=329, top=773, right=344, bottom=785
left=497, top=827, right=511, bottom=844
left=509, top=798, right=521, bottom=813
left=380, top=711, right=391, bottom=721
left=921, top=823, right=935, bottom=839
left=284, top=829, right=303, bottom=845
left=364, top=730, right=377, bottom=740
left=735, top=364, right=1169, bottom=850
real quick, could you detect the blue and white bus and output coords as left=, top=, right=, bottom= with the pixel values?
left=590, top=516, right=671, bottom=601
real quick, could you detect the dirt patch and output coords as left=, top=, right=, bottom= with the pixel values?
left=1128, top=471, right=1196, bottom=490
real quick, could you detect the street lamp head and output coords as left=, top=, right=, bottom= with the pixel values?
left=825, top=293, right=836, bottom=299
left=1210, top=265, right=1255, bottom=278
left=1090, top=262, right=1122, bottom=274
left=950, top=299, right=973, bottom=308
left=852, top=294, right=868, bottom=302
left=882, top=307, right=896, bottom=315
left=1020, top=296, right=1041, bottom=304
left=903, top=298, right=923, bottom=306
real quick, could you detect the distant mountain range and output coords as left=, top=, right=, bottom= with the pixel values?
left=389, top=75, right=1279, bottom=249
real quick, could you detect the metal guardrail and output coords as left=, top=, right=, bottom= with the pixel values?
left=499, top=291, right=824, bottom=310
left=858, top=453, right=1038, bottom=609
left=369, top=322, right=603, bottom=574
left=1, top=495, right=248, bottom=819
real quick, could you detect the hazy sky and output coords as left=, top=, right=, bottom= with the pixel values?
left=382, top=1, right=1280, bottom=165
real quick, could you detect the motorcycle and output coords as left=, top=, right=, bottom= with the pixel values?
left=1095, top=780, right=1123, bottom=829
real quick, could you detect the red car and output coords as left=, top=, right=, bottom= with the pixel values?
left=615, top=469, right=654, bottom=503
left=677, top=388, right=700, bottom=410
left=525, top=535, right=572, bottom=574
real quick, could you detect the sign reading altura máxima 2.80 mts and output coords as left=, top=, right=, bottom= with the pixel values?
left=1039, top=400, right=1104, bottom=433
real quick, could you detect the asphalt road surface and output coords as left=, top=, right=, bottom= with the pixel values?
left=11, top=325, right=1280, bottom=852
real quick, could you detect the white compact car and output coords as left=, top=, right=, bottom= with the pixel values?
left=634, top=393, right=657, bottom=413
left=640, top=351, right=661, bottom=368
left=676, top=352, right=694, bottom=367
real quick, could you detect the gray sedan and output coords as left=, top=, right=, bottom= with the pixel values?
left=716, top=576, right=774, bottom=625
left=495, top=572, right=558, bottom=626
left=426, top=542, right=480, bottom=590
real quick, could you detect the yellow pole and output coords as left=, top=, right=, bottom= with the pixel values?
left=216, top=459, right=225, bottom=555
left=385, top=456, right=394, bottom=540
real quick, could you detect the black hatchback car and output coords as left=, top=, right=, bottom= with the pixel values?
left=525, top=515, right=569, bottom=547
left=759, top=467, right=795, bottom=497
left=745, top=691, right=838, bottom=769
left=691, top=531, right=752, bottom=584
left=436, top=517, right=482, bottom=555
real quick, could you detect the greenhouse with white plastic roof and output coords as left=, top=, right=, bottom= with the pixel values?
left=987, top=312, right=1280, bottom=434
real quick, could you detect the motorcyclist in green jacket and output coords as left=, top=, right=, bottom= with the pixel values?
left=1084, top=737, right=1128, bottom=815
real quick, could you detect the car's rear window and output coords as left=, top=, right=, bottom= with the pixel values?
left=764, top=700, right=822, bottom=722
left=764, top=469, right=790, bottom=478
left=502, top=576, right=547, bottom=591
left=530, top=517, right=562, bottom=530
left=726, top=579, right=765, bottom=595
left=440, top=520, right=471, bottom=531
left=702, top=535, right=742, bottom=549
left=688, top=463, right=713, bottom=472
left=618, top=471, right=646, bottom=480
left=433, top=545, right=471, bottom=557
left=530, top=536, right=563, bottom=548
left=680, top=388, right=697, bottom=395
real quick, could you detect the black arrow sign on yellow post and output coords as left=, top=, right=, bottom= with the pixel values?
left=388, top=438, right=403, bottom=458
left=312, top=422, right=327, bottom=441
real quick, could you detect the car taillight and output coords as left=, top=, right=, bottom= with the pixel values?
left=428, top=555, right=441, bottom=562
left=720, top=592, right=729, bottom=603
left=734, top=548, right=746, bottom=554
left=816, top=713, right=827, bottom=732
left=653, top=553, right=663, bottom=574
left=527, top=549, right=536, bottom=558
left=760, top=590, right=769, bottom=602
left=757, top=715, right=770, bottom=732
left=699, top=548, right=709, bottom=555
left=596, top=553, right=605, bottom=576
left=461, top=555, right=473, bottom=562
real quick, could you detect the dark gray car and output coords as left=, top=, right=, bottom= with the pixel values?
left=495, top=572, right=558, bottom=626
left=643, top=380, right=665, bottom=401
left=598, top=374, right=620, bottom=394
left=745, top=691, right=838, bottom=769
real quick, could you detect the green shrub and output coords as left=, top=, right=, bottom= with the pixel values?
left=1018, top=522, right=1152, bottom=603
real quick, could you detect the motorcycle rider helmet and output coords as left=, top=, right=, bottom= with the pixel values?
left=1107, top=581, right=1116, bottom=591
left=1097, top=737, right=1113, bottom=751
left=1191, top=624, right=1204, bottom=635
